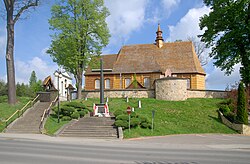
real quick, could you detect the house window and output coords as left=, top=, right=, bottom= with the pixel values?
left=95, top=79, right=100, bottom=89
left=61, top=81, right=64, bottom=96
left=187, top=79, right=191, bottom=89
left=125, top=78, right=131, bottom=88
left=144, top=77, right=150, bottom=88
left=105, top=79, right=110, bottom=89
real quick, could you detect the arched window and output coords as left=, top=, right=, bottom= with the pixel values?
left=144, top=77, right=150, bottom=88
left=187, top=79, right=191, bottom=89
left=105, top=79, right=110, bottom=89
left=95, top=79, right=100, bottom=89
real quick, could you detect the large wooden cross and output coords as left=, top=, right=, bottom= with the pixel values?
left=92, top=58, right=112, bottom=104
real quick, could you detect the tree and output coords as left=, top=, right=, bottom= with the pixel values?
left=236, top=82, right=248, bottom=124
left=199, top=0, right=250, bottom=88
left=47, top=0, right=110, bottom=99
left=0, top=80, right=7, bottom=96
left=3, top=0, right=40, bottom=105
left=29, top=70, right=37, bottom=86
left=188, top=37, right=208, bottom=66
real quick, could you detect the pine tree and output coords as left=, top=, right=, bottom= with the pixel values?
left=29, top=71, right=37, bottom=87
left=236, top=82, right=248, bottom=124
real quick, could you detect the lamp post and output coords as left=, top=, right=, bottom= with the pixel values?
left=55, top=70, right=62, bottom=123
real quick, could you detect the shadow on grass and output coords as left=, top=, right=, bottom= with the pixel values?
left=208, top=115, right=221, bottom=123
left=50, top=114, right=58, bottom=118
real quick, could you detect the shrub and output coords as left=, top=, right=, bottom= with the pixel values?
left=0, top=96, right=7, bottom=103
left=114, top=110, right=125, bottom=117
left=61, top=106, right=75, bottom=116
left=130, top=118, right=140, bottom=127
left=219, top=105, right=231, bottom=115
left=236, top=82, right=248, bottom=124
left=61, top=116, right=71, bottom=121
left=141, top=122, right=151, bottom=129
left=114, top=120, right=128, bottom=129
left=87, top=108, right=93, bottom=113
left=78, top=111, right=85, bottom=118
left=71, top=112, right=80, bottom=119
left=116, top=114, right=129, bottom=121
left=65, top=101, right=86, bottom=109
left=226, top=112, right=236, bottom=122
left=138, top=115, right=149, bottom=123
left=130, top=112, right=137, bottom=118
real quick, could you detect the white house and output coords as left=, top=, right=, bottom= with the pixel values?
left=54, top=71, right=74, bottom=101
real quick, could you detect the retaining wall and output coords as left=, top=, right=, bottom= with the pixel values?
left=218, top=111, right=250, bottom=135
left=81, top=78, right=227, bottom=101
left=82, top=89, right=155, bottom=99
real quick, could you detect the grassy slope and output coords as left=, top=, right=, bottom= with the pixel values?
left=0, top=96, right=31, bottom=132
left=79, top=98, right=236, bottom=138
left=44, top=116, right=69, bottom=135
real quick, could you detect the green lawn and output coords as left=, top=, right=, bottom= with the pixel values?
left=45, top=98, right=236, bottom=138
left=0, top=96, right=31, bottom=132
left=44, top=115, right=69, bottom=135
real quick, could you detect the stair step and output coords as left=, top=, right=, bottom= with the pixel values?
left=5, top=101, right=51, bottom=134
left=58, top=117, right=118, bottom=138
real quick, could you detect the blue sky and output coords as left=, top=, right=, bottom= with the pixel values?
left=0, top=0, right=240, bottom=90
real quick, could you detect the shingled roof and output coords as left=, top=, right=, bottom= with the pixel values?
left=85, top=41, right=205, bottom=75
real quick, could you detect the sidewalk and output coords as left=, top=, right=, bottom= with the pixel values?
left=0, top=133, right=120, bottom=145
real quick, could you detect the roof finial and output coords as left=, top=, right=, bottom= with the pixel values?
left=155, top=23, right=164, bottom=48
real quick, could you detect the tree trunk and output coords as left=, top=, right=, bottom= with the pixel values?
left=6, top=13, right=16, bottom=105
left=76, top=70, right=82, bottom=99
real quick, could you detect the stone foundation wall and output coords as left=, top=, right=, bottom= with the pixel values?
left=188, top=89, right=227, bottom=99
left=82, top=89, right=155, bottom=99
left=155, top=77, right=187, bottom=101
left=218, top=111, right=250, bottom=135
left=81, top=78, right=227, bottom=101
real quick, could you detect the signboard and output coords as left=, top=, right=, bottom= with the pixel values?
left=152, top=110, right=155, bottom=118
left=127, top=106, right=131, bottom=115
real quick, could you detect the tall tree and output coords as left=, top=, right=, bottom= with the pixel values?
left=188, top=37, right=208, bottom=66
left=199, top=0, right=250, bottom=88
left=29, top=70, right=37, bottom=86
left=236, top=82, right=248, bottom=124
left=47, top=0, right=110, bottom=99
left=3, top=0, right=39, bottom=105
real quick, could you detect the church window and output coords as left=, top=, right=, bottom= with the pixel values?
left=187, top=79, right=191, bottom=89
left=95, top=79, right=100, bottom=89
left=144, top=77, right=150, bottom=88
left=105, top=79, right=110, bottom=89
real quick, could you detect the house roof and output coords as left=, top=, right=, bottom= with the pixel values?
left=85, top=41, right=205, bottom=75
left=43, top=76, right=51, bottom=86
left=66, top=84, right=75, bottom=90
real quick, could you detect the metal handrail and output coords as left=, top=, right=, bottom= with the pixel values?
left=4, top=95, right=40, bottom=128
left=39, top=96, right=58, bottom=133
left=31, top=94, right=40, bottom=106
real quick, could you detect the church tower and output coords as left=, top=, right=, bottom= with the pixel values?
left=155, top=23, right=164, bottom=48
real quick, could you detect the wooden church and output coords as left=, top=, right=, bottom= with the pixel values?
left=84, top=24, right=206, bottom=91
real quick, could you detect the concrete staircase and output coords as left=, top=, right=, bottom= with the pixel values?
left=5, top=102, right=50, bottom=134
left=58, top=117, right=118, bottom=138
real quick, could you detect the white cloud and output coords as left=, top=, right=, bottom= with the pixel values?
left=162, top=0, right=180, bottom=16
left=167, top=6, right=210, bottom=41
left=0, top=29, right=6, bottom=57
left=41, top=47, right=49, bottom=56
left=168, top=6, right=241, bottom=90
left=15, top=57, right=57, bottom=84
left=205, top=63, right=241, bottom=90
left=105, top=0, right=148, bottom=44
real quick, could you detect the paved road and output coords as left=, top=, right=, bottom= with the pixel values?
left=0, top=134, right=250, bottom=164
